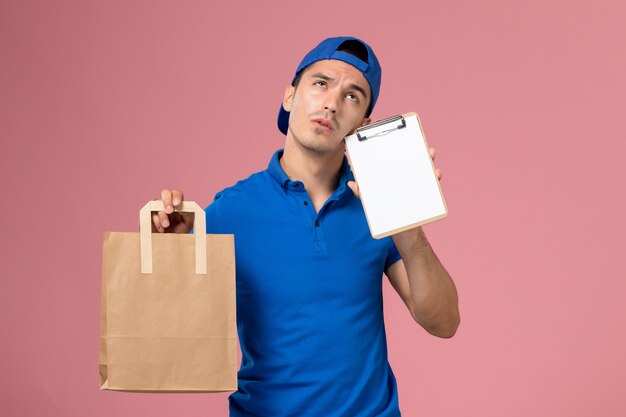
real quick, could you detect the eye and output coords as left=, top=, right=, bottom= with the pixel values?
left=346, top=93, right=358, bottom=102
left=313, top=80, right=326, bottom=87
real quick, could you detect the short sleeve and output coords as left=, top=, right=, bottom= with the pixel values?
left=189, top=191, right=223, bottom=234
left=384, top=237, right=402, bottom=272
left=204, top=191, right=223, bottom=233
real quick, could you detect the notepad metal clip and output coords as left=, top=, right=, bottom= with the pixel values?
left=356, top=115, right=406, bottom=141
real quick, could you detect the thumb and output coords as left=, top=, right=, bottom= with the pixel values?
left=347, top=180, right=361, bottom=199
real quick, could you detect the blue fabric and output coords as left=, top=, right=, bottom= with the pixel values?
left=204, top=149, right=402, bottom=417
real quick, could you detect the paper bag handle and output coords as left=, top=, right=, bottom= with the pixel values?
left=139, top=200, right=207, bottom=275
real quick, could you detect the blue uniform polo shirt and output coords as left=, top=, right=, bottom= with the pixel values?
left=204, top=149, right=403, bottom=417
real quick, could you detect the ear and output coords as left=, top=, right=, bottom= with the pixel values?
left=283, top=85, right=295, bottom=112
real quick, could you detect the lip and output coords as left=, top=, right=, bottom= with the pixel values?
left=312, top=118, right=335, bottom=131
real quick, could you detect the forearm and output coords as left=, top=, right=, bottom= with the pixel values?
left=392, top=227, right=460, bottom=338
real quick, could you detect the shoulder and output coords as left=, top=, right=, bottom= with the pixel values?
left=206, top=167, right=280, bottom=220
left=211, top=169, right=272, bottom=205
left=203, top=170, right=270, bottom=233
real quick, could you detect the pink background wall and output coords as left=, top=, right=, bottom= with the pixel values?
left=2, top=0, right=625, bottom=415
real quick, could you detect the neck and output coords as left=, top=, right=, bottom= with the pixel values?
left=279, top=137, right=345, bottom=198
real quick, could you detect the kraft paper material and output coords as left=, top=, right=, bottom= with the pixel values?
left=100, top=201, right=237, bottom=392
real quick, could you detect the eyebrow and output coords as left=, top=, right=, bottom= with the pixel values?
left=310, top=72, right=369, bottom=100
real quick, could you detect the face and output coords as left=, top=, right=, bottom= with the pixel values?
left=282, top=59, right=371, bottom=155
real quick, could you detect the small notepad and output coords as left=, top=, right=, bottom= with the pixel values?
left=345, top=112, right=447, bottom=239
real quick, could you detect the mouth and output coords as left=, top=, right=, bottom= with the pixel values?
left=312, top=118, right=335, bottom=132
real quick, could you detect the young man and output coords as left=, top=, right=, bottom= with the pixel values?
left=154, top=36, right=459, bottom=416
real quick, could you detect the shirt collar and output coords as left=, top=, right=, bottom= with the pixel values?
left=267, top=149, right=291, bottom=189
left=267, top=148, right=355, bottom=192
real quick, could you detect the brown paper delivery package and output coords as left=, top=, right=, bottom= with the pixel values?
left=100, top=200, right=237, bottom=392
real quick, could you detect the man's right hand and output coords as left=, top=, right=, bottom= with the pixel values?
left=152, top=189, right=195, bottom=233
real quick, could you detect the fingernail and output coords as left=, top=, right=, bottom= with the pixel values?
left=173, top=198, right=180, bottom=206
left=166, top=205, right=173, bottom=213
left=162, top=219, right=170, bottom=228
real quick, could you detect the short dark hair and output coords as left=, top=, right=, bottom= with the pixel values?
left=290, top=40, right=372, bottom=115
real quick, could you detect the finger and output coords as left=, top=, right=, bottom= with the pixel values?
left=161, top=189, right=174, bottom=213
left=429, top=147, right=436, bottom=161
left=347, top=180, right=361, bottom=199
left=182, top=212, right=195, bottom=231
left=152, top=213, right=165, bottom=233
left=435, top=168, right=442, bottom=181
left=158, top=211, right=170, bottom=229
left=172, top=189, right=184, bottom=208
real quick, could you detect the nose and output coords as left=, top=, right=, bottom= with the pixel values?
left=323, top=91, right=340, bottom=113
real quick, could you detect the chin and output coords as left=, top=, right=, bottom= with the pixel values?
left=290, top=128, right=345, bottom=155
left=304, top=138, right=345, bottom=155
